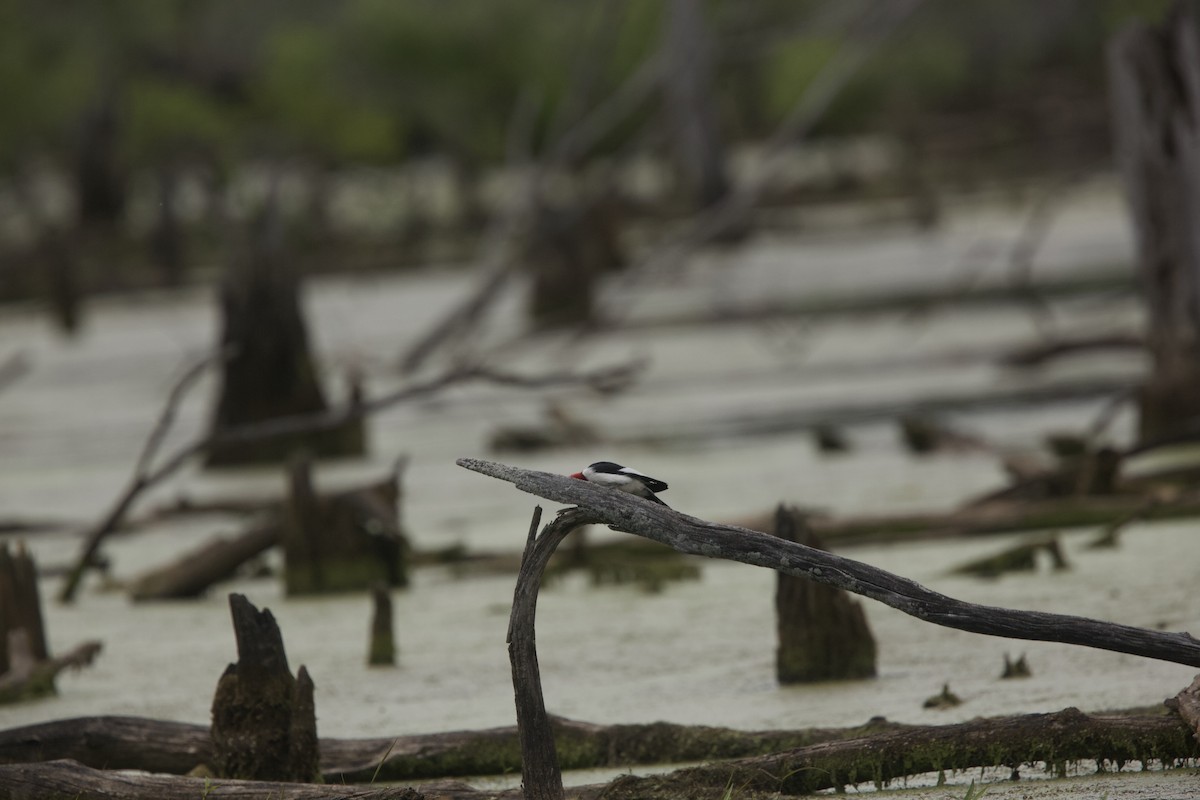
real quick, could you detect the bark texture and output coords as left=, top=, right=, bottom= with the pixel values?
left=210, top=594, right=320, bottom=782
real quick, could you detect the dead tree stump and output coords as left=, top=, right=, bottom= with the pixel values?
left=282, top=457, right=409, bottom=595
left=0, top=542, right=102, bottom=704
left=525, top=198, right=624, bottom=331
left=0, top=542, right=48, bottom=675
left=773, top=505, right=877, bottom=683
left=1109, top=4, right=1200, bottom=442
left=210, top=594, right=320, bottom=782
left=204, top=203, right=364, bottom=466
left=368, top=584, right=396, bottom=667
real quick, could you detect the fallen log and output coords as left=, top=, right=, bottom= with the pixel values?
left=0, top=713, right=908, bottom=781
left=0, top=708, right=1192, bottom=799
left=594, top=707, right=1198, bottom=797
left=129, top=522, right=279, bottom=601
left=726, top=490, right=1200, bottom=546
left=0, top=760, right=434, bottom=800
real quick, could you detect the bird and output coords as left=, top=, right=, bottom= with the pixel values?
left=569, top=461, right=670, bottom=506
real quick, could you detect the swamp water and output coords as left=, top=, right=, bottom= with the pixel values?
left=0, top=184, right=1196, bottom=794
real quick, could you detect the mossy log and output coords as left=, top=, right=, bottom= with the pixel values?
left=0, top=713, right=906, bottom=781
left=773, top=506, right=876, bottom=682
left=950, top=537, right=1069, bottom=578
left=210, top=594, right=320, bottom=782
left=283, top=457, right=409, bottom=595
left=597, top=708, right=1199, bottom=798
left=0, top=710, right=1194, bottom=799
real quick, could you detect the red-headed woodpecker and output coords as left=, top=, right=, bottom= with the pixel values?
left=569, top=461, right=669, bottom=506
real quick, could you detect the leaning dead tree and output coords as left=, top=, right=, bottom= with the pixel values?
left=1110, top=2, right=1200, bottom=442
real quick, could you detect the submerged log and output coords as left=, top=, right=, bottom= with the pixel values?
left=773, top=506, right=876, bottom=682
left=282, top=457, right=409, bottom=595
left=598, top=708, right=1198, bottom=797
left=210, top=594, right=320, bottom=782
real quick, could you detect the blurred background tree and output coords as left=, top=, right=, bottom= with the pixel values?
left=0, top=0, right=1178, bottom=324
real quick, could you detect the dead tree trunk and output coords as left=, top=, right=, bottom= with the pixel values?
left=507, top=506, right=593, bottom=800
left=211, top=594, right=320, bottom=782
left=282, top=457, right=409, bottom=595
left=773, top=506, right=876, bottom=683
left=205, top=201, right=364, bottom=466
left=0, top=543, right=102, bottom=704
left=1109, top=3, right=1200, bottom=442
left=661, top=0, right=731, bottom=211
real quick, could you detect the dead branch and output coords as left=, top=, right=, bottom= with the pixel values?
left=508, top=507, right=597, bottom=800
left=457, top=458, right=1200, bottom=667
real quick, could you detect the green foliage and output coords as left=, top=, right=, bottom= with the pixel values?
left=125, top=78, right=236, bottom=162
left=255, top=25, right=397, bottom=162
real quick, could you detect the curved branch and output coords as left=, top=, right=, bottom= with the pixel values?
left=457, top=458, right=1200, bottom=668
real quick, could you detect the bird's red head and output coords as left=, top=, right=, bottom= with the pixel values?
left=569, top=471, right=585, bottom=480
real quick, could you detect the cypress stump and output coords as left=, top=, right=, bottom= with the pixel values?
left=283, top=456, right=409, bottom=595
left=773, top=505, right=877, bottom=683
left=1110, top=3, right=1200, bottom=442
left=210, top=594, right=320, bottom=782
left=204, top=207, right=364, bottom=466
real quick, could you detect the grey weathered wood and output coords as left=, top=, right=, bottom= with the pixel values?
left=456, top=458, right=1200, bottom=667
left=507, top=507, right=595, bottom=800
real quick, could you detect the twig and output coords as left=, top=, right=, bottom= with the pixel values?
left=457, top=458, right=1200, bottom=668
left=58, top=350, right=231, bottom=603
